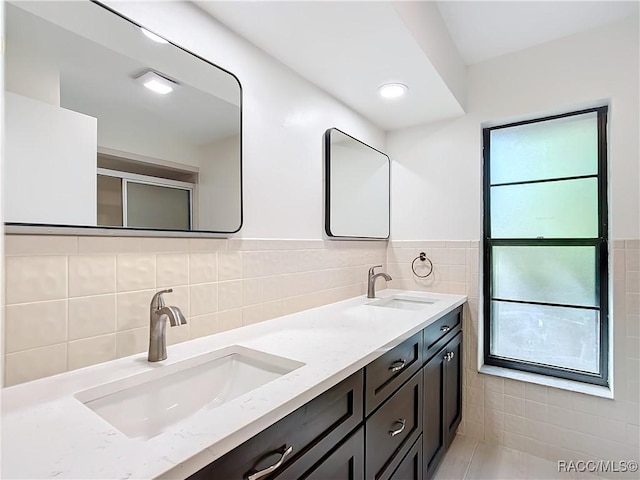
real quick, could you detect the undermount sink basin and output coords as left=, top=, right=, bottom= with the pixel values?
left=75, top=346, right=304, bottom=439
left=368, top=295, right=439, bottom=311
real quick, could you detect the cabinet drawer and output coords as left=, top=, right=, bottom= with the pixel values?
left=365, top=331, right=422, bottom=415
left=423, top=307, right=462, bottom=362
left=365, top=371, right=423, bottom=480
left=274, top=427, right=364, bottom=480
left=188, top=370, right=364, bottom=480
left=386, top=435, right=422, bottom=480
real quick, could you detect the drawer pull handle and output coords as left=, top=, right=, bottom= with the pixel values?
left=440, top=325, right=451, bottom=333
left=247, top=445, right=293, bottom=480
left=444, top=352, right=455, bottom=362
left=389, top=418, right=406, bottom=437
left=389, top=359, right=406, bottom=373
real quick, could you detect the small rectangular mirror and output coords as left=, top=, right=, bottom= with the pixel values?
left=4, top=0, right=242, bottom=236
left=324, top=128, right=390, bottom=239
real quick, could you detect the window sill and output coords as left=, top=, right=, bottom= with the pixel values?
left=478, top=364, right=613, bottom=399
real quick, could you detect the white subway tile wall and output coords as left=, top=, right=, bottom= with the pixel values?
left=3, top=236, right=385, bottom=385
left=387, top=240, right=640, bottom=478
left=3, top=235, right=638, bottom=475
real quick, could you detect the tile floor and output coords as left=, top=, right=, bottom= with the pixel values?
left=434, top=435, right=606, bottom=480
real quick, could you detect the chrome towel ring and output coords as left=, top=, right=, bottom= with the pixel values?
left=411, top=252, right=433, bottom=278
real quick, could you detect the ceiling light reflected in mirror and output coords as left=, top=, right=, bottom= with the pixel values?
left=135, top=70, right=176, bottom=95
left=140, top=27, right=169, bottom=44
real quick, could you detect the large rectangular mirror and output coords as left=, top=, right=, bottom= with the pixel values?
left=324, top=128, right=390, bottom=239
left=4, top=1, right=242, bottom=235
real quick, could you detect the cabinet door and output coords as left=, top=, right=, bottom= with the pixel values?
left=422, top=348, right=445, bottom=480
left=443, top=332, right=462, bottom=448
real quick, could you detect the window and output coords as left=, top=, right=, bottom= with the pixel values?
left=97, top=169, right=194, bottom=230
left=483, top=107, right=608, bottom=386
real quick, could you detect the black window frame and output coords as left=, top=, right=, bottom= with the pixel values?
left=482, top=106, right=609, bottom=387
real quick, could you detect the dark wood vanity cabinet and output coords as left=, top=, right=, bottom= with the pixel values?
left=188, top=306, right=463, bottom=480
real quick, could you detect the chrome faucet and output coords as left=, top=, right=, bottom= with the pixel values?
left=367, top=265, right=392, bottom=299
left=148, top=289, right=187, bottom=362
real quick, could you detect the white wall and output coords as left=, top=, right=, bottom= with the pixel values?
left=97, top=116, right=203, bottom=169
left=388, top=15, right=639, bottom=241
left=198, top=134, right=241, bottom=232
left=393, top=1, right=467, bottom=110
left=4, top=92, right=97, bottom=226
left=104, top=1, right=385, bottom=240
left=4, top=35, right=60, bottom=106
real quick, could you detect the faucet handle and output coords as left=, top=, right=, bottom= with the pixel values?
left=150, top=289, right=173, bottom=309
left=369, top=265, right=383, bottom=275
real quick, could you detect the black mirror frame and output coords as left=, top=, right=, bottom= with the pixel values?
left=324, top=128, right=390, bottom=240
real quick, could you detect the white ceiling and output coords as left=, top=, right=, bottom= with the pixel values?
left=437, top=1, right=639, bottom=65
left=196, top=1, right=465, bottom=131
left=197, top=1, right=638, bottom=131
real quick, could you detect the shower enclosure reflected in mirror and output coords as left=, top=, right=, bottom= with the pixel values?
left=324, top=128, right=390, bottom=239
left=4, top=0, right=242, bottom=235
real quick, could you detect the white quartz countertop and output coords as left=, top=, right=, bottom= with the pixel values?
left=2, top=289, right=466, bottom=480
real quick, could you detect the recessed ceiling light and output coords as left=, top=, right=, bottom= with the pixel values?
left=140, top=27, right=169, bottom=44
left=378, top=83, right=408, bottom=99
left=135, top=70, right=177, bottom=95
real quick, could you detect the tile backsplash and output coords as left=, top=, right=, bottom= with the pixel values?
left=3, top=235, right=386, bottom=386
left=387, top=239, right=640, bottom=478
